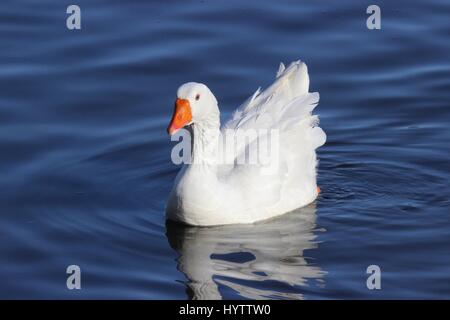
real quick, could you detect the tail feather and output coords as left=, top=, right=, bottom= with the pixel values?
left=310, top=126, right=327, bottom=149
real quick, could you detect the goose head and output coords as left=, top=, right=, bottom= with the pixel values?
left=167, top=82, right=219, bottom=135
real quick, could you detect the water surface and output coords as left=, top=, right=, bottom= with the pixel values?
left=0, top=0, right=449, bottom=299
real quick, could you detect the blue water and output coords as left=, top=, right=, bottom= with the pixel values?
left=0, top=0, right=449, bottom=299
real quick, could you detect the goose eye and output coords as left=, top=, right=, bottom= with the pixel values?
left=195, top=94, right=200, bottom=101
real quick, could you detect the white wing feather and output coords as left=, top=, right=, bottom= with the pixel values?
left=221, top=60, right=325, bottom=163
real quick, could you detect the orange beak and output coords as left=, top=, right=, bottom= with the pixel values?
left=167, top=98, right=193, bottom=135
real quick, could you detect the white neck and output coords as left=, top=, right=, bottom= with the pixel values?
left=190, top=110, right=221, bottom=167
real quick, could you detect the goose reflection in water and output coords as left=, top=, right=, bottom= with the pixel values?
left=166, top=203, right=326, bottom=299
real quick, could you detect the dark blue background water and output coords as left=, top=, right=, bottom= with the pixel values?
left=0, top=0, right=449, bottom=299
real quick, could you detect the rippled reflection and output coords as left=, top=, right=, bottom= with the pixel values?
left=166, top=204, right=325, bottom=299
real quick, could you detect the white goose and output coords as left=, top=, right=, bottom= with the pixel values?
left=166, top=60, right=326, bottom=226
